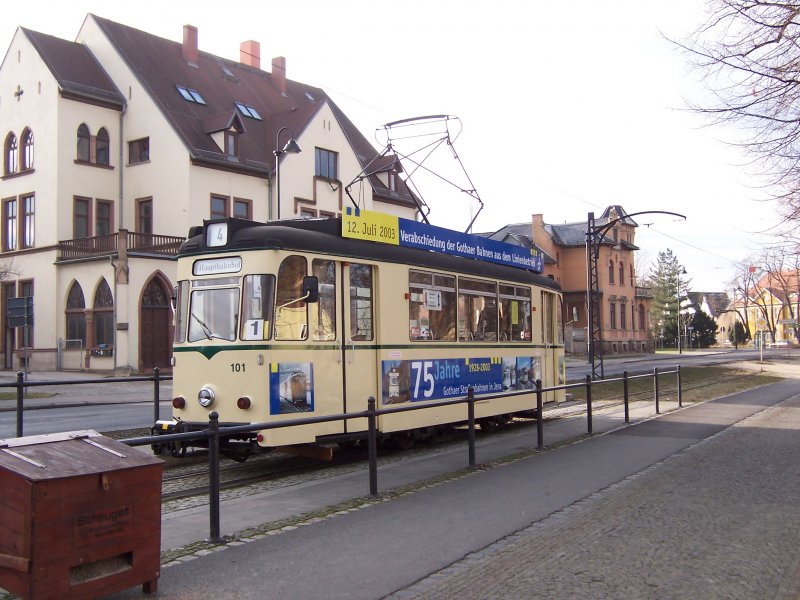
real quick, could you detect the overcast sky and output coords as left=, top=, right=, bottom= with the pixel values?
left=2, top=0, right=778, bottom=292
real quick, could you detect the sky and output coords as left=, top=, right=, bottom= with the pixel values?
left=2, top=0, right=780, bottom=292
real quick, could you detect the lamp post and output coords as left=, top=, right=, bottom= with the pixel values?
left=273, top=127, right=302, bottom=220
left=586, top=209, right=685, bottom=380
left=677, top=267, right=683, bottom=355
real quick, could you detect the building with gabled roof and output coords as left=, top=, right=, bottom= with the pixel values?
left=0, top=15, right=417, bottom=372
left=485, top=205, right=653, bottom=354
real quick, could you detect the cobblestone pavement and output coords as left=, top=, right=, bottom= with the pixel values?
left=389, top=396, right=800, bottom=599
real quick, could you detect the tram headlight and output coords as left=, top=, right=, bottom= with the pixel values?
left=198, top=386, right=216, bottom=408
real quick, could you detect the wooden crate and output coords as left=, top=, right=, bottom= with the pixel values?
left=0, top=430, right=163, bottom=599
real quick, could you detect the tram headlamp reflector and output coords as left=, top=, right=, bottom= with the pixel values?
left=237, top=396, right=252, bottom=410
left=198, top=387, right=216, bottom=408
left=172, top=396, right=186, bottom=409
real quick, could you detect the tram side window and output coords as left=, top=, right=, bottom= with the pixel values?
left=240, top=275, right=275, bottom=340
left=499, top=285, right=531, bottom=342
left=312, top=259, right=336, bottom=341
left=350, top=263, right=373, bottom=340
left=275, top=255, right=309, bottom=340
left=458, top=278, right=498, bottom=342
left=174, top=280, right=189, bottom=343
left=408, top=270, right=456, bottom=341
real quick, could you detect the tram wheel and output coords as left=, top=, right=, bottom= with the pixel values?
left=391, top=432, right=415, bottom=450
left=495, top=414, right=513, bottom=430
left=478, top=417, right=500, bottom=433
left=169, top=442, right=187, bottom=458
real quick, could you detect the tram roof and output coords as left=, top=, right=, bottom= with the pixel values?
left=180, top=218, right=561, bottom=291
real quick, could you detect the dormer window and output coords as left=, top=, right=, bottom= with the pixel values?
left=176, top=85, right=206, bottom=104
left=235, top=102, right=262, bottom=120
left=225, top=131, right=238, bottom=158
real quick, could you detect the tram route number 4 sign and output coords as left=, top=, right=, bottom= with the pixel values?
left=7, top=296, right=33, bottom=327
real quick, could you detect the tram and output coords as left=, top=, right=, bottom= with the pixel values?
left=155, top=209, right=565, bottom=456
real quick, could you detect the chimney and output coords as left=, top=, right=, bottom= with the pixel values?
left=532, top=214, right=544, bottom=241
left=272, top=56, right=287, bottom=95
left=182, top=25, right=198, bottom=66
left=240, top=40, right=260, bottom=69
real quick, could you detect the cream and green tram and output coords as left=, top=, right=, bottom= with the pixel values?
left=160, top=217, right=565, bottom=455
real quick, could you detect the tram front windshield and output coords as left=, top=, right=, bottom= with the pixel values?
left=187, top=277, right=240, bottom=342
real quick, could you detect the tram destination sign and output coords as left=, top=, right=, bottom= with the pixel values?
left=343, top=208, right=543, bottom=273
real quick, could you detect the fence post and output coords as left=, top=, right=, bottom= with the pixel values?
left=585, top=374, right=593, bottom=435
left=15, top=371, right=24, bottom=438
left=677, top=365, right=683, bottom=408
left=153, top=367, right=161, bottom=425
left=535, top=379, right=544, bottom=449
left=654, top=367, right=660, bottom=415
left=467, top=386, right=476, bottom=468
left=623, top=370, right=630, bottom=424
left=207, top=411, right=222, bottom=543
left=367, top=397, right=378, bottom=496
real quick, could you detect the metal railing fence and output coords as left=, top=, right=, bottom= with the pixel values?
left=3, top=367, right=171, bottom=438
left=4, top=366, right=682, bottom=543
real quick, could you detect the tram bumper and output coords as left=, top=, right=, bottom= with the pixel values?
left=153, top=419, right=179, bottom=434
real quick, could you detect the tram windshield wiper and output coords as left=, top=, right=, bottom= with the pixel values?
left=190, top=312, right=216, bottom=340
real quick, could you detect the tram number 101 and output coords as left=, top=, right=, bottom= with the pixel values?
left=231, top=363, right=246, bottom=373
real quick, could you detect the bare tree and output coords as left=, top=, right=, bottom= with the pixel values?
left=726, top=259, right=757, bottom=339
left=730, top=248, right=800, bottom=341
left=677, top=1, right=800, bottom=223
left=0, top=260, right=18, bottom=282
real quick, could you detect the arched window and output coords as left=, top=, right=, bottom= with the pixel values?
left=77, top=124, right=90, bottom=162
left=618, top=262, right=625, bottom=286
left=4, top=132, right=17, bottom=174
left=66, top=282, right=86, bottom=345
left=20, top=128, right=33, bottom=170
left=96, top=127, right=109, bottom=165
left=93, top=279, right=114, bottom=348
left=630, top=264, right=635, bottom=287
left=638, top=304, right=646, bottom=331
left=608, top=259, right=614, bottom=284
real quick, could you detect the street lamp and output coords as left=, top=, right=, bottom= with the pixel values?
left=677, top=267, right=684, bottom=354
left=585, top=209, right=685, bottom=380
left=273, top=127, right=302, bottom=220
left=678, top=267, right=694, bottom=354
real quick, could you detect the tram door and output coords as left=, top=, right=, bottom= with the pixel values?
left=340, top=263, right=377, bottom=433
left=541, top=291, right=559, bottom=402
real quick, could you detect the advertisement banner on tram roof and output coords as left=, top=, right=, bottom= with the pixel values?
left=343, top=208, right=543, bottom=273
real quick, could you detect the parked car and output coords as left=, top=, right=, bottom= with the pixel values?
left=768, top=340, right=793, bottom=348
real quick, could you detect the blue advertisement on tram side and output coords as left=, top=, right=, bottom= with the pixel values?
left=381, top=356, right=539, bottom=405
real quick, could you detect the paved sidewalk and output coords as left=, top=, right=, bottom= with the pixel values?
left=97, top=377, right=800, bottom=599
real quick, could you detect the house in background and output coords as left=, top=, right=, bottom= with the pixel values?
left=0, top=15, right=417, bottom=373
left=740, top=271, right=798, bottom=346
left=486, top=206, right=654, bottom=354
left=685, top=291, right=730, bottom=346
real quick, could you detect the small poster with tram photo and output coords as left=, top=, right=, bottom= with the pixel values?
left=270, top=362, right=314, bottom=414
